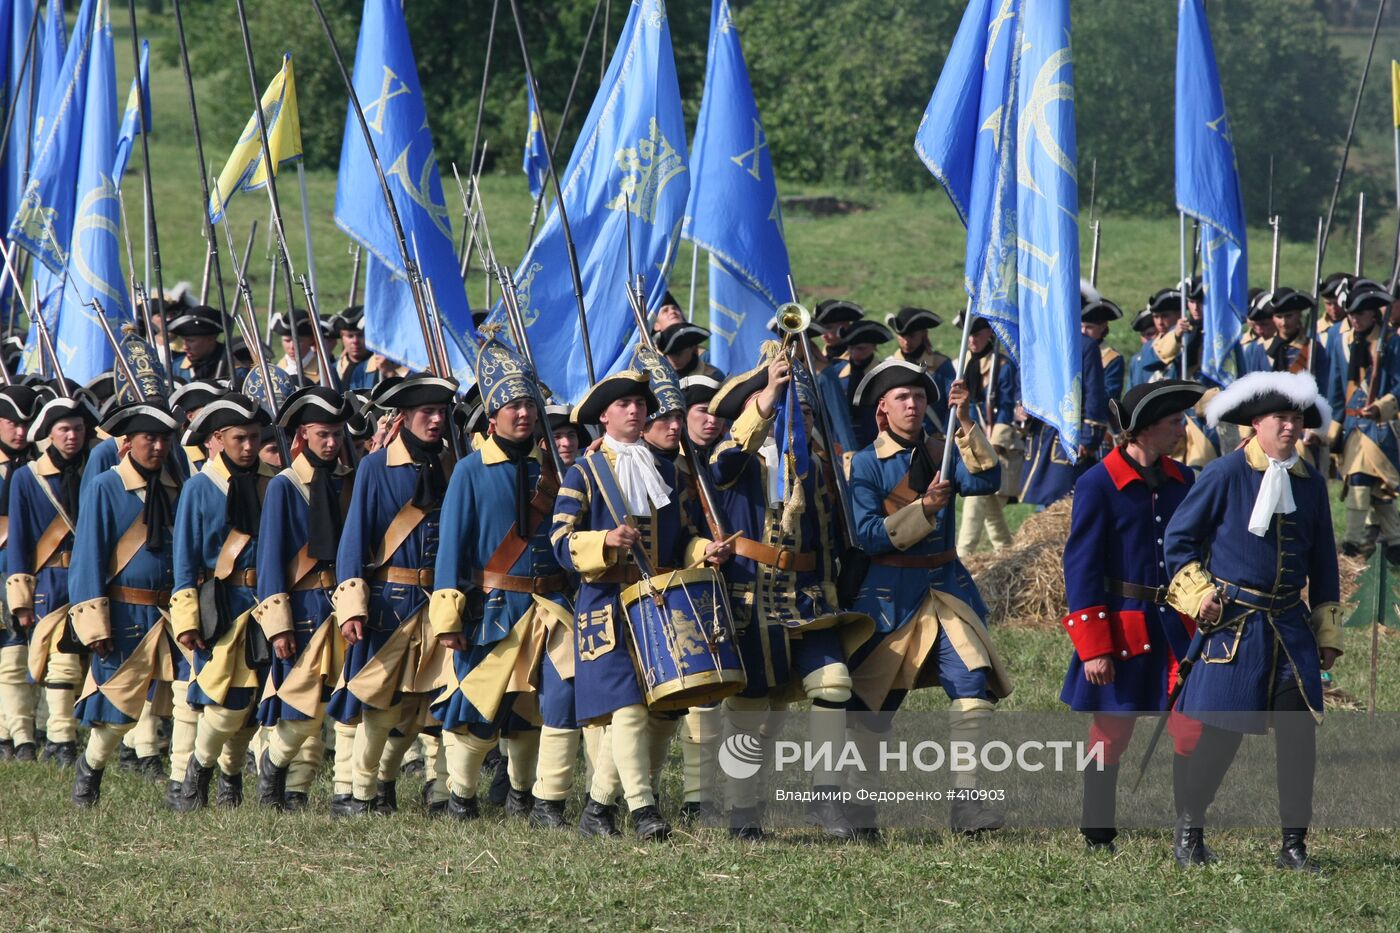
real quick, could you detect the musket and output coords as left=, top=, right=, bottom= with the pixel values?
left=89, top=299, right=148, bottom=401
left=347, top=243, right=363, bottom=307
left=125, top=0, right=173, bottom=393
left=0, top=11, right=39, bottom=197
left=28, top=291, right=67, bottom=390
left=1356, top=191, right=1366, bottom=276
left=461, top=0, right=499, bottom=268
left=171, top=0, right=237, bottom=383
left=410, top=233, right=453, bottom=378
left=1307, top=217, right=1325, bottom=389
left=493, top=265, right=568, bottom=481
left=506, top=0, right=596, bottom=384
left=233, top=1, right=333, bottom=389
left=1269, top=214, right=1282, bottom=293
left=1088, top=159, right=1101, bottom=287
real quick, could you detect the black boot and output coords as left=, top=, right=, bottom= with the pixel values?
left=1173, top=814, right=1218, bottom=867
left=679, top=801, right=718, bottom=826
left=728, top=806, right=767, bottom=842
left=951, top=799, right=1005, bottom=835
left=136, top=754, right=166, bottom=783
left=505, top=786, right=534, bottom=819
left=1081, top=761, right=1120, bottom=853
left=346, top=796, right=373, bottom=816
left=13, top=742, right=36, bottom=761
left=116, top=744, right=138, bottom=771
left=487, top=752, right=510, bottom=807
left=373, top=780, right=397, bottom=814
left=631, top=805, right=672, bottom=841
left=163, top=780, right=183, bottom=810
left=0, top=739, right=13, bottom=760
left=283, top=792, right=309, bottom=813
left=216, top=771, right=244, bottom=809
left=528, top=798, right=567, bottom=829
left=846, top=803, right=882, bottom=845
left=420, top=780, right=435, bottom=809
left=447, top=791, right=480, bottom=821
left=257, top=750, right=289, bottom=809
left=806, top=787, right=856, bottom=841
left=1277, top=828, right=1319, bottom=873
left=71, top=753, right=104, bottom=808
left=401, top=756, right=426, bottom=778
left=577, top=797, right=621, bottom=837
left=329, top=794, right=359, bottom=818
left=173, top=758, right=214, bottom=813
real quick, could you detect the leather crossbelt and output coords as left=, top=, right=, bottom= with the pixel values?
left=1213, top=578, right=1301, bottom=615
left=373, top=566, right=435, bottom=587
left=1104, top=578, right=1168, bottom=605
left=292, top=569, right=337, bottom=592
left=41, top=551, right=72, bottom=570
left=197, top=569, right=257, bottom=588
left=732, top=536, right=817, bottom=573
left=472, top=570, right=569, bottom=595
left=108, top=585, right=171, bottom=606
left=870, top=548, right=957, bottom=570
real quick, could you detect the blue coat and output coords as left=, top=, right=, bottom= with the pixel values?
left=1019, top=333, right=1109, bottom=507
left=1059, top=448, right=1196, bottom=713
left=69, top=456, right=181, bottom=726
left=551, top=445, right=707, bottom=722
left=1163, top=441, right=1343, bottom=733
left=337, top=354, right=380, bottom=392
left=817, top=354, right=879, bottom=454
left=1326, top=326, right=1400, bottom=487
left=6, top=453, right=78, bottom=666
left=0, top=448, right=30, bottom=649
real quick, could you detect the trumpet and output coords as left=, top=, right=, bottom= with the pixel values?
left=774, top=301, right=812, bottom=336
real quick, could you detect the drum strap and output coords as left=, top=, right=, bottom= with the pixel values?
left=582, top=451, right=635, bottom=533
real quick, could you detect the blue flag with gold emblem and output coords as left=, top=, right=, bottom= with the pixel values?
left=522, top=79, right=547, bottom=199
left=916, top=0, right=1081, bottom=456
left=496, top=0, right=689, bottom=404
left=335, top=0, right=478, bottom=385
left=1176, top=0, right=1246, bottom=385
left=683, top=0, right=789, bottom=376
left=111, top=36, right=148, bottom=183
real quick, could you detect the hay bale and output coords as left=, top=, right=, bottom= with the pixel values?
left=964, top=497, right=1074, bottom=629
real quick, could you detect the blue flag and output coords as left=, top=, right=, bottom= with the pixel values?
left=335, top=0, right=478, bottom=385
left=496, top=0, right=689, bottom=404
left=8, top=0, right=93, bottom=276
left=522, top=79, right=547, bottom=199
left=1176, top=0, right=1247, bottom=384
left=111, top=36, right=148, bottom=183
left=683, top=0, right=790, bottom=376
left=1, top=0, right=34, bottom=240
left=915, top=0, right=1082, bottom=456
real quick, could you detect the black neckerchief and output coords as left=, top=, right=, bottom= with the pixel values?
left=304, top=449, right=343, bottom=561
left=1348, top=328, right=1375, bottom=385
left=1121, top=448, right=1165, bottom=490
left=888, top=427, right=935, bottom=492
left=902, top=338, right=929, bottom=362
left=134, top=460, right=174, bottom=551
left=190, top=353, right=221, bottom=381
left=495, top=433, right=536, bottom=533
left=676, top=354, right=699, bottom=377
left=47, top=445, right=87, bottom=522
left=964, top=345, right=994, bottom=401
left=1266, top=335, right=1293, bottom=372
left=0, top=441, right=32, bottom=518
left=221, top=451, right=262, bottom=535
left=846, top=356, right=873, bottom=406
left=400, top=428, right=447, bottom=510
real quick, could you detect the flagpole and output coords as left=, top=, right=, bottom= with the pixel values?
left=1393, top=124, right=1400, bottom=211
left=507, top=0, right=596, bottom=384
left=0, top=11, right=40, bottom=191
left=172, top=0, right=237, bottom=383
left=306, top=0, right=455, bottom=386
left=465, top=0, right=499, bottom=210
left=686, top=245, right=699, bottom=321
left=233, top=0, right=335, bottom=390
left=296, top=162, right=320, bottom=307
left=1177, top=211, right=1189, bottom=380
left=938, top=296, right=976, bottom=481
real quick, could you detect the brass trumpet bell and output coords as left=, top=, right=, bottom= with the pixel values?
left=774, top=302, right=811, bottom=335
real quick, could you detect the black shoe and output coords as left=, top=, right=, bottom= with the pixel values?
left=1277, top=828, right=1320, bottom=873
left=216, top=771, right=244, bottom=809
left=0, top=739, right=13, bottom=760
left=164, top=780, right=184, bottom=811
left=244, top=748, right=257, bottom=778
left=505, top=786, right=534, bottom=819
left=173, top=758, right=214, bottom=813
left=1084, top=836, right=1117, bottom=855
left=951, top=799, right=1005, bottom=835
left=1340, top=542, right=1363, bottom=559
left=256, top=749, right=288, bottom=809
left=487, top=752, right=510, bottom=807
left=1173, top=816, right=1218, bottom=867
left=347, top=796, right=373, bottom=817
left=447, top=792, right=480, bottom=821
left=52, top=742, right=78, bottom=768
left=421, top=779, right=435, bottom=809
left=329, top=794, right=359, bottom=818
left=529, top=798, right=567, bottom=829
left=845, top=803, right=882, bottom=845
left=401, top=757, right=426, bottom=778
left=12, top=742, right=36, bottom=761
left=806, top=789, right=856, bottom=841
left=136, top=754, right=166, bottom=784
left=728, top=806, right=767, bottom=842
left=116, top=745, right=138, bottom=771
left=35, top=729, right=46, bottom=747
left=283, top=792, right=309, bottom=813
left=631, top=805, right=672, bottom=841
left=578, top=797, right=621, bottom=838
left=71, top=753, right=103, bottom=808
left=373, top=780, right=398, bottom=815
left=679, top=801, right=718, bottom=826
left=427, top=799, right=448, bottom=819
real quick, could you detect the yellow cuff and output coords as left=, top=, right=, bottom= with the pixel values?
left=1152, top=330, right=1181, bottom=364
left=1375, top=394, right=1399, bottom=422
left=1166, top=561, right=1214, bottom=618
left=5, top=573, right=35, bottom=612
left=169, top=587, right=199, bottom=637
left=429, top=588, right=467, bottom=637
left=884, top=500, right=937, bottom=550
left=1327, top=420, right=1342, bottom=446
left=730, top=403, right=776, bottom=455
left=954, top=424, right=998, bottom=473
left=70, top=598, right=110, bottom=645
left=683, top=537, right=712, bottom=568
left=568, top=531, right=616, bottom=576
left=253, top=594, right=295, bottom=639
left=1310, top=602, right=1345, bottom=656
left=333, top=578, right=369, bottom=621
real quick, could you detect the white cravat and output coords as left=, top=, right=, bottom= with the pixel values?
left=758, top=437, right=783, bottom=509
left=1248, top=454, right=1298, bottom=537
left=603, top=436, right=671, bottom=516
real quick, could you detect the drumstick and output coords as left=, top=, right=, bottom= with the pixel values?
left=684, top=531, right=743, bottom=571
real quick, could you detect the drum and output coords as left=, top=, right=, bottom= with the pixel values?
left=619, top=567, right=746, bottom=711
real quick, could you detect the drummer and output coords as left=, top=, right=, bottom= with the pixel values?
left=707, top=346, right=873, bottom=842
left=551, top=369, right=733, bottom=841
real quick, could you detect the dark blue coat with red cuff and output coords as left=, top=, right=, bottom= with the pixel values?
left=1059, top=447, right=1197, bottom=713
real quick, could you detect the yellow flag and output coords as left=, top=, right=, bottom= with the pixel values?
left=208, top=54, right=304, bottom=223
left=1392, top=60, right=1400, bottom=128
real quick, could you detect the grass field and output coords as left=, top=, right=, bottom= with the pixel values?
left=2, top=13, right=1398, bottom=933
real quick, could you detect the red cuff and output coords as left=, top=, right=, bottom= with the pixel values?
left=1062, top=605, right=1115, bottom=661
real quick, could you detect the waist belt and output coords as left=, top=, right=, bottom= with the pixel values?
left=108, top=585, right=171, bottom=607
left=228, top=569, right=257, bottom=588
left=595, top=564, right=677, bottom=585
left=732, top=536, right=817, bottom=573
left=472, top=569, right=569, bottom=595
left=41, top=551, right=72, bottom=570
left=1213, top=578, right=1302, bottom=615
left=373, top=566, right=435, bottom=587
left=1104, top=578, right=1168, bottom=605
left=870, top=549, right=957, bottom=570
left=292, top=569, right=337, bottom=592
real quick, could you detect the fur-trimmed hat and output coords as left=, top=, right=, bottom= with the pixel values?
left=1204, top=371, right=1330, bottom=431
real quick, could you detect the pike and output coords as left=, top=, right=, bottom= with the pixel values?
left=115, top=188, right=172, bottom=393
left=1355, top=191, right=1366, bottom=276
left=233, top=0, right=336, bottom=390
left=1087, top=158, right=1101, bottom=286
left=461, top=0, right=499, bottom=264
left=171, top=0, right=238, bottom=383
left=347, top=243, right=363, bottom=306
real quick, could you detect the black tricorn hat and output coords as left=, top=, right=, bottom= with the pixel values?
left=101, top=400, right=179, bottom=437
left=1081, top=298, right=1124, bottom=325
left=681, top=374, right=722, bottom=409
left=277, top=385, right=353, bottom=431
left=1130, top=308, right=1156, bottom=333
left=374, top=373, right=458, bottom=410
left=572, top=370, right=657, bottom=425
left=654, top=322, right=711, bottom=354
left=1109, top=380, right=1205, bottom=435
left=885, top=306, right=942, bottom=334
left=330, top=305, right=365, bottom=332
left=166, top=305, right=225, bottom=338
left=30, top=395, right=99, bottom=440
left=182, top=392, right=272, bottom=446
left=1204, top=371, right=1330, bottom=431
left=852, top=358, right=939, bottom=408
left=0, top=384, right=42, bottom=423
left=838, top=320, right=893, bottom=348
left=1345, top=284, right=1394, bottom=316
left=1319, top=271, right=1354, bottom=299
left=1265, top=287, right=1314, bottom=318
left=813, top=299, right=865, bottom=327
left=1245, top=287, right=1271, bottom=322
left=1148, top=288, right=1183, bottom=315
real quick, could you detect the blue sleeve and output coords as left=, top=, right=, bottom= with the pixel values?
left=69, top=479, right=117, bottom=607
left=80, top=439, right=117, bottom=498
left=994, top=360, right=1019, bottom=426
left=849, top=451, right=896, bottom=555
left=952, top=434, right=999, bottom=497
left=6, top=469, right=34, bottom=578
left=172, top=479, right=212, bottom=596
left=550, top=463, right=592, bottom=572
left=1103, top=354, right=1124, bottom=401
left=255, top=477, right=293, bottom=602
left=1307, top=476, right=1340, bottom=606
left=1062, top=472, right=1111, bottom=613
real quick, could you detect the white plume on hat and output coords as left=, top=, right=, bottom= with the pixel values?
left=1204, top=370, right=1330, bottom=432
